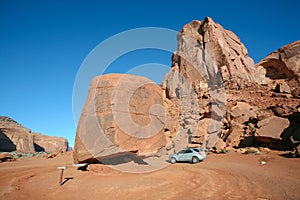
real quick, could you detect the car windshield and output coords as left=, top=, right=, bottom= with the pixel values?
left=178, top=150, right=186, bottom=154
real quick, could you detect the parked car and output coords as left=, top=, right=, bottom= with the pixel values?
left=169, top=147, right=206, bottom=164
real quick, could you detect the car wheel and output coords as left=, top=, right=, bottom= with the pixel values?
left=192, top=156, right=199, bottom=164
left=170, top=157, right=176, bottom=164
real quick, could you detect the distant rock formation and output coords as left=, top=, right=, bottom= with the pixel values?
left=74, top=17, right=300, bottom=163
left=32, top=133, right=69, bottom=153
left=0, top=116, right=34, bottom=152
left=0, top=116, right=69, bottom=153
left=257, top=40, right=300, bottom=98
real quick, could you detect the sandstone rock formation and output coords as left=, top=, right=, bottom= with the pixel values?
left=257, top=40, right=300, bottom=97
left=164, top=17, right=266, bottom=90
left=32, top=133, right=68, bottom=152
left=162, top=17, right=268, bottom=150
left=73, top=74, right=179, bottom=163
left=256, top=116, right=290, bottom=139
left=229, top=102, right=257, bottom=124
left=162, top=18, right=300, bottom=152
left=74, top=17, right=300, bottom=163
left=0, top=116, right=69, bottom=153
left=0, top=116, right=34, bottom=152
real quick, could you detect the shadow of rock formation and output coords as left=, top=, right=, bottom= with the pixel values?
left=0, top=129, right=16, bottom=152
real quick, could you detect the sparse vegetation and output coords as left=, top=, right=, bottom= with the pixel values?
left=218, top=149, right=230, bottom=154
left=243, top=148, right=260, bottom=155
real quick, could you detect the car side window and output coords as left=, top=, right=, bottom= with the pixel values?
left=178, top=150, right=186, bottom=154
left=186, top=150, right=193, bottom=153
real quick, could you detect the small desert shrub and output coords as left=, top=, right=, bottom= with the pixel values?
left=218, top=149, right=229, bottom=154
left=16, top=153, right=23, bottom=158
left=243, top=148, right=260, bottom=155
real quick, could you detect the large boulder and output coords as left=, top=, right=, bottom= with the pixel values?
left=191, top=118, right=211, bottom=145
left=73, top=74, right=173, bottom=163
left=225, top=124, right=244, bottom=147
left=256, top=116, right=290, bottom=139
left=274, top=81, right=291, bottom=94
left=230, top=102, right=257, bottom=124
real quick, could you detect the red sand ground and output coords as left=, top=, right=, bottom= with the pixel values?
left=0, top=151, right=299, bottom=200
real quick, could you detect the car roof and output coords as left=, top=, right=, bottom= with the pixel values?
left=179, top=147, right=201, bottom=151
left=186, top=147, right=202, bottom=150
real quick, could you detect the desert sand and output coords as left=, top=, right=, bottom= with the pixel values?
left=0, top=151, right=299, bottom=200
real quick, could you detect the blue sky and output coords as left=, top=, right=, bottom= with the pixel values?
left=0, top=0, right=299, bottom=147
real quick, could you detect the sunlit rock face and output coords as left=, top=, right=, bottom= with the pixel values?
left=0, top=116, right=68, bottom=153
left=257, top=40, right=300, bottom=97
left=74, top=17, right=300, bottom=164
left=73, top=74, right=179, bottom=163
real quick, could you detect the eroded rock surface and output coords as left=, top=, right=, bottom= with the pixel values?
left=257, top=40, right=300, bottom=96
left=0, top=116, right=34, bottom=152
left=162, top=17, right=267, bottom=150
left=73, top=74, right=179, bottom=163
left=74, top=17, right=300, bottom=163
left=0, top=116, right=69, bottom=153
left=32, top=133, right=68, bottom=152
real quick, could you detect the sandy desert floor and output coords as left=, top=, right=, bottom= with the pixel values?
left=0, top=150, right=299, bottom=200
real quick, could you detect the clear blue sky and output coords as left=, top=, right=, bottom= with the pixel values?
left=1, top=0, right=299, bottom=147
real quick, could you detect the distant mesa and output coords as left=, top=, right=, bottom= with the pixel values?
left=0, top=116, right=69, bottom=153
left=74, top=16, right=300, bottom=164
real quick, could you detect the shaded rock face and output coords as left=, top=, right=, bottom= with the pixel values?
left=257, top=40, right=300, bottom=97
left=0, top=116, right=68, bottom=153
left=73, top=74, right=178, bottom=163
left=0, top=116, right=34, bottom=152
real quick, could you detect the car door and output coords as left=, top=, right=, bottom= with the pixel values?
left=176, top=150, right=186, bottom=161
left=182, top=149, right=194, bottom=161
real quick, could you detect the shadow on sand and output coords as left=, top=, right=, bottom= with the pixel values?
left=61, top=177, right=74, bottom=186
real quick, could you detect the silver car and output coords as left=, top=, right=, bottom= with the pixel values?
left=169, top=148, right=206, bottom=164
